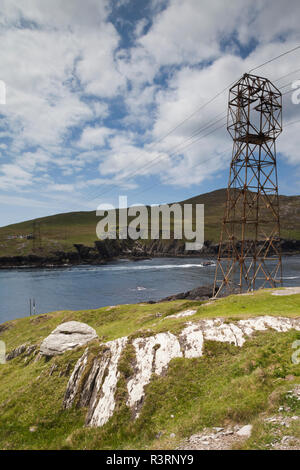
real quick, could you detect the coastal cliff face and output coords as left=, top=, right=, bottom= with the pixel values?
left=0, top=238, right=300, bottom=268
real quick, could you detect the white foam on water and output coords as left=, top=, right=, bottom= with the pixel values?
left=100, top=263, right=215, bottom=272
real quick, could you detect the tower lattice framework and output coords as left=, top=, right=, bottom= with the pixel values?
left=214, top=73, right=282, bottom=297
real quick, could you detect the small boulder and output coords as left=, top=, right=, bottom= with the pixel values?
left=236, top=424, right=253, bottom=437
left=40, top=321, right=98, bottom=356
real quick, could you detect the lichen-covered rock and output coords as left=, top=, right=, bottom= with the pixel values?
left=6, top=343, right=28, bottom=360
left=63, top=337, right=128, bottom=427
left=6, top=343, right=37, bottom=361
left=179, top=323, right=204, bottom=358
left=87, top=337, right=127, bottom=427
left=202, top=319, right=245, bottom=347
left=238, top=316, right=298, bottom=334
left=63, top=315, right=300, bottom=428
left=127, top=332, right=182, bottom=415
left=164, top=309, right=197, bottom=320
left=40, top=321, right=98, bottom=356
left=63, top=348, right=90, bottom=408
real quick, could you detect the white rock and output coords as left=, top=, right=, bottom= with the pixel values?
left=63, top=348, right=90, bottom=409
left=202, top=319, right=245, bottom=346
left=200, top=435, right=210, bottom=441
left=155, top=332, right=182, bottom=375
left=88, top=337, right=128, bottom=427
left=180, top=323, right=204, bottom=358
left=63, top=338, right=125, bottom=429
left=63, top=315, right=300, bottom=428
left=236, top=424, right=253, bottom=437
left=189, top=434, right=201, bottom=441
left=40, top=321, right=98, bottom=356
left=127, top=332, right=182, bottom=413
left=165, top=310, right=197, bottom=320
left=238, top=316, right=297, bottom=335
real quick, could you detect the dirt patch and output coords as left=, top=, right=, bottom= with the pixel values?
left=178, top=425, right=251, bottom=450
left=30, top=314, right=52, bottom=324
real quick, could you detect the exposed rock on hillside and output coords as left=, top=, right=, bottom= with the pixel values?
left=157, top=285, right=215, bottom=302
left=62, top=316, right=300, bottom=428
left=63, top=337, right=127, bottom=427
left=6, top=343, right=37, bottom=361
left=40, top=321, right=98, bottom=356
left=1, top=236, right=300, bottom=268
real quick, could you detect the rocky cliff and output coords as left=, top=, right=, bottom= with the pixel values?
left=1, top=237, right=299, bottom=268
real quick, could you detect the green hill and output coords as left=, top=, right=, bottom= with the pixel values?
left=0, top=188, right=300, bottom=257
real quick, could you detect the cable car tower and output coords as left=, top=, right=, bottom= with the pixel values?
left=214, top=73, right=283, bottom=297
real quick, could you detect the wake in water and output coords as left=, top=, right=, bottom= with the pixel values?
left=56, top=262, right=216, bottom=273
left=101, top=263, right=216, bottom=272
left=130, top=286, right=150, bottom=291
left=282, top=276, right=300, bottom=280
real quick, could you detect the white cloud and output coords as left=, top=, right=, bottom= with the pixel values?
left=139, top=0, right=240, bottom=66
left=76, top=28, right=125, bottom=98
left=98, top=133, right=170, bottom=179
left=77, top=126, right=113, bottom=149
left=1, top=0, right=300, bottom=224
left=0, top=163, right=33, bottom=189
left=0, top=0, right=111, bottom=29
left=50, top=184, right=75, bottom=192
left=0, top=0, right=123, bottom=204
left=237, top=0, right=300, bottom=44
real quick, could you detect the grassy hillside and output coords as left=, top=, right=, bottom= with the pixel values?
left=0, top=289, right=299, bottom=450
left=0, top=188, right=300, bottom=257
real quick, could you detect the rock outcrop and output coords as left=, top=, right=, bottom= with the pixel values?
left=1, top=237, right=299, bottom=269
left=63, top=337, right=127, bottom=427
left=157, top=285, right=215, bottom=302
left=62, top=315, right=300, bottom=427
left=40, top=321, right=98, bottom=356
left=6, top=343, right=37, bottom=361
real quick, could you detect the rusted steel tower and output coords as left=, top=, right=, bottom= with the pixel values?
left=214, top=73, right=282, bottom=297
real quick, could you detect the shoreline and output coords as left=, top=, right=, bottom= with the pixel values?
left=1, top=237, right=299, bottom=269
left=0, top=253, right=215, bottom=269
left=0, top=250, right=299, bottom=270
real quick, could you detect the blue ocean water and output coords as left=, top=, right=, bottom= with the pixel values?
left=0, top=256, right=299, bottom=323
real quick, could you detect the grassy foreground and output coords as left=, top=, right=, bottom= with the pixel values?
left=0, top=289, right=299, bottom=450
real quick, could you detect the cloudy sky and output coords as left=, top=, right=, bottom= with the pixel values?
left=0, top=0, right=300, bottom=226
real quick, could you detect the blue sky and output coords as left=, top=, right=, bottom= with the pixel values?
left=0, top=0, right=300, bottom=227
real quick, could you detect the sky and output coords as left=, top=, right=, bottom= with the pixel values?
left=0, top=0, right=300, bottom=227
